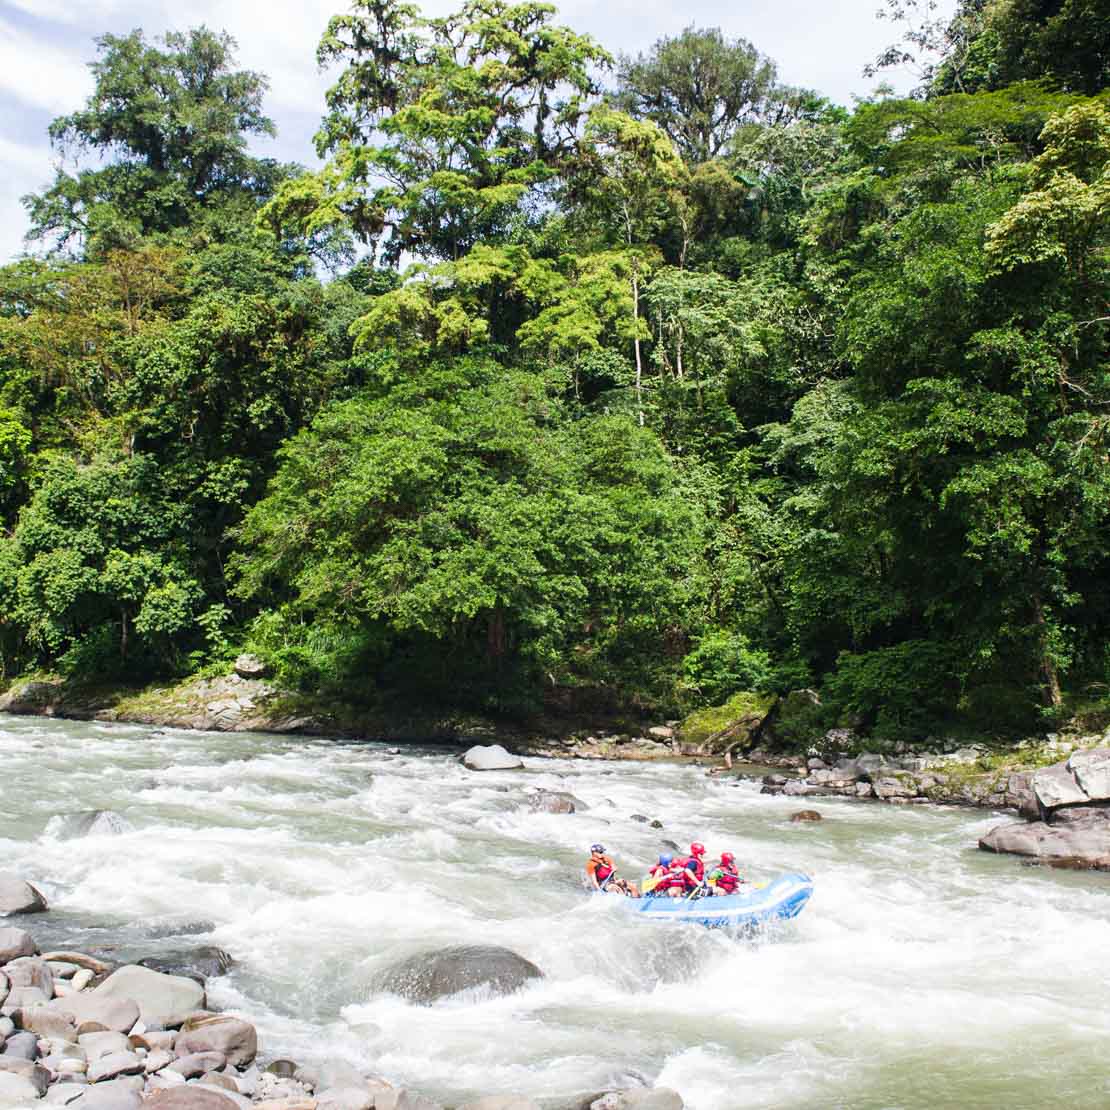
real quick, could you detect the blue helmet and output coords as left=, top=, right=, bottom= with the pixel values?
left=590, top=843, right=606, bottom=854
left=658, top=853, right=673, bottom=866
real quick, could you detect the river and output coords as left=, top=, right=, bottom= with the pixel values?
left=2, top=715, right=1109, bottom=1109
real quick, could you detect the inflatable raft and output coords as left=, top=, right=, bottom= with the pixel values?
left=629, top=872, right=813, bottom=929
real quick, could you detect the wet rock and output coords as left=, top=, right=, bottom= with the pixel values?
left=0, top=874, right=48, bottom=916
left=629, top=814, right=649, bottom=823
left=523, top=791, right=587, bottom=815
left=263, top=1060, right=299, bottom=1079
left=0, top=928, right=36, bottom=964
left=138, top=946, right=234, bottom=985
left=144, top=1088, right=240, bottom=1110
left=871, top=775, right=918, bottom=801
left=790, top=810, right=822, bottom=822
left=462, top=745, right=524, bottom=772
left=590, top=1092, right=683, bottom=1110
left=87, top=1049, right=144, bottom=1083
left=53, top=811, right=133, bottom=838
left=94, top=964, right=205, bottom=1027
left=373, top=945, right=542, bottom=1005
left=175, top=1015, right=256, bottom=1067
left=1067, top=749, right=1110, bottom=800
left=0, top=679, right=64, bottom=715
left=980, top=814, right=1110, bottom=868
left=781, top=780, right=821, bottom=797
left=855, top=782, right=875, bottom=798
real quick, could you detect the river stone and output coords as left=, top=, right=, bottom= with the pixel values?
left=0, top=1069, right=43, bottom=1107
left=0, top=1029, right=38, bottom=1059
left=1066, top=749, right=1110, bottom=801
left=54, top=811, right=133, bottom=839
left=373, top=945, right=542, bottom=1005
left=143, top=1089, right=240, bottom=1110
left=233, top=654, right=268, bottom=679
left=169, top=1051, right=225, bottom=1078
left=139, top=948, right=234, bottom=983
left=790, top=810, right=822, bottom=822
left=51, top=992, right=141, bottom=1035
left=93, top=965, right=205, bottom=1027
left=1031, top=762, right=1089, bottom=811
left=524, top=791, right=587, bottom=814
left=18, top=1003, right=76, bottom=1039
left=0, top=875, right=47, bottom=916
left=0, top=928, right=36, bottom=964
left=0, top=971, right=6, bottom=1008
left=80, top=1032, right=132, bottom=1061
left=462, top=744, right=524, bottom=772
left=315, top=1088, right=377, bottom=1110
left=87, top=1049, right=143, bottom=1083
left=62, top=1081, right=144, bottom=1109
left=589, top=1091, right=683, bottom=1110
left=175, top=1015, right=256, bottom=1067
left=293, top=1058, right=366, bottom=1092
left=979, top=815, right=1110, bottom=867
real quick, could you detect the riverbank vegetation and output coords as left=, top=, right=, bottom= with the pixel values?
left=0, top=1, right=1107, bottom=743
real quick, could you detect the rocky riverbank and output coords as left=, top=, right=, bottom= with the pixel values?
left=4, top=671, right=1110, bottom=822
left=0, top=879, right=683, bottom=1110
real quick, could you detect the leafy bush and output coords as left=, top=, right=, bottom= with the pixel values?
left=682, top=629, right=773, bottom=704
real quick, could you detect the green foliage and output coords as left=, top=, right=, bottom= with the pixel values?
left=682, top=630, right=772, bottom=704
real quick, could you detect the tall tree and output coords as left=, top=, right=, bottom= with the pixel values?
left=615, top=27, right=805, bottom=164
left=25, top=27, right=280, bottom=252
left=262, top=0, right=609, bottom=263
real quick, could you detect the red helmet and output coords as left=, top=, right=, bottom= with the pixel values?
left=690, top=842, right=705, bottom=856
left=720, top=851, right=735, bottom=865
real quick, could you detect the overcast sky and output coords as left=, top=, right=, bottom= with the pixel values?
left=0, top=0, right=954, bottom=264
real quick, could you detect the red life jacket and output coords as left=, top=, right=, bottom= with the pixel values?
left=714, top=863, right=740, bottom=893
left=683, top=855, right=705, bottom=888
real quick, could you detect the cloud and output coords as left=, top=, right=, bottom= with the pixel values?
left=0, top=0, right=954, bottom=264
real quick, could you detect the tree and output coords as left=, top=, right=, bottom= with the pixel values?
left=615, top=27, right=805, bottom=164
left=25, top=27, right=280, bottom=252
left=261, top=0, right=610, bottom=263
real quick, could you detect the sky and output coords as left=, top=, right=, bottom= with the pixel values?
left=0, top=0, right=953, bottom=264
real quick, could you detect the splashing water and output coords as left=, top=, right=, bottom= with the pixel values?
left=2, top=715, right=1109, bottom=1108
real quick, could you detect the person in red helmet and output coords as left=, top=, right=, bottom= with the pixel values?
left=680, top=842, right=707, bottom=894
left=708, top=851, right=742, bottom=895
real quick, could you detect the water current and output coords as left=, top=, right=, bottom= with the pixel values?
left=2, top=715, right=1109, bottom=1109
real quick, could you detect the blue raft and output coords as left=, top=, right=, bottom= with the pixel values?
left=628, top=872, right=814, bottom=929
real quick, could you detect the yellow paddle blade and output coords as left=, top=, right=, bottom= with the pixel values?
left=641, top=873, right=661, bottom=893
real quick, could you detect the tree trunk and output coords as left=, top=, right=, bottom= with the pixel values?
left=1032, top=594, right=1063, bottom=708
left=120, top=609, right=128, bottom=661
left=632, top=267, right=644, bottom=427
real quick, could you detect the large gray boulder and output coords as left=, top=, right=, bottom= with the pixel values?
left=174, top=1015, right=256, bottom=1067
left=462, top=745, right=524, bottom=771
left=233, top=653, right=268, bottom=679
left=5, top=956, right=53, bottom=997
left=0, top=928, right=35, bottom=964
left=49, top=991, right=140, bottom=1034
left=1031, top=762, right=1090, bottom=810
left=0, top=874, right=47, bottom=916
left=1067, top=749, right=1110, bottom=800
left=143, top=1088, right=240, bottom=1110
left=980, top=813, right=1110, bottom=868
left=60, top=1081, right=144, bottom=1109
left=138, top=947, right=234, bottom=982
left=373, top=945, right=542, bottom=1005
left=92, top=964, right=205, bottom=1028
left=523, top=791, right=587, bottom=814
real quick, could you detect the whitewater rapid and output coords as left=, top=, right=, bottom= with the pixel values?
left=2, top=715, right=1109, bottom=1108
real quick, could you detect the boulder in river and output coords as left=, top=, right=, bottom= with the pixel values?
left=463, top=745, right=524, bottom=772
left=0, top=874, right=48, bottom=916
left=790, top=810, right=822, bottom=823
left=523, top=791, right=586, bottom=814
left=589, top=1090, right=683, bottom=1110
left=175, top=1014, right=257, bottom=1067
left=92, top=965, right=205, bottom=1028
left=51, top=811, right=133, bottom=839
left=137, top=946, right=234, bottom=983
left=0, top=927, right=36, bottom=963
left=979, top=813, right=1110, bottom=869
left=373, top=944, right=542, bottom=1005
left=50, top=991, right=140, bottom=1036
